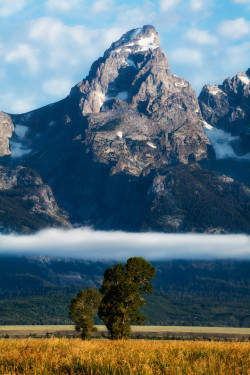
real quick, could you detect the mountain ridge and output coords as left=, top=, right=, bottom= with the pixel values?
left=0, top=25, right=249, bottom=233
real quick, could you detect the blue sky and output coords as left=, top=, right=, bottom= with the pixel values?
left=0, top=0, right=249, bottom=114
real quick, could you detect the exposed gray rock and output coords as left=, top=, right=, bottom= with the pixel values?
left=0, top=111, right=14, bottom=156
left=199, top=69, right=250, bottom=157
left=0, top=25, right=248, bottom=234
left=0, top=166, right=70, bottom=232
left=144, top=163, right=250, bottom=233
left=69, top=25, right=209, bottom=176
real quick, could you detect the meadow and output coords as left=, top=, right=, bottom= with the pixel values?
left=0, top=338, right=249, bottom=375
left=1, top=325, right=250, bottom=340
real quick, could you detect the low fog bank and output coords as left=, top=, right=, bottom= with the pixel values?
left=0, top=228, right=249, bottom=260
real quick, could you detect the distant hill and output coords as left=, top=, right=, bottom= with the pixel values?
left=0, top=256, right=249, bottom=327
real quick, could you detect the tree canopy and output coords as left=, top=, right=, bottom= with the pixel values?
left=69, top=288, right=101, bottom=340
left=98, top=257, right=156, bottom=339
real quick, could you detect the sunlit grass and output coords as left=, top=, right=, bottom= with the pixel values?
left=0, top=338, right=249, bottom=374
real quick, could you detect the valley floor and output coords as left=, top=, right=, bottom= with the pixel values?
left=1, top=325, right=250, bottom=341
left=0, top=338, right=249, bottom=374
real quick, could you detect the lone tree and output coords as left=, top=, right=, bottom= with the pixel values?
left=69, top=288, right=101, bottom=340
left=98, top=257, right=156, bottom=339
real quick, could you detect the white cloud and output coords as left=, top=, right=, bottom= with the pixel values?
left=92, top=0, right=115, bottom=13
left=160, top=0, right=180, bottom=12
left=0, top=0, right=28, bottom=17
left=28, top=18, right=96, bottom=67
left=28, top=18, right=124, bottom=68
left=29, top=18, right=78, bottom=45
left=218, top=18, right=250, bottom=40
left=101, top=27, right=126, bottom=47
left=10, top=99, right=35, bottom=113
left=42, top=78, right=73, bottom=96
left=8, top=97, right=35, bottom=113
left=0, top=17, right=125, bottom=111
left=0, top=91, right=38, bottom=113
left=190, top=0, right=203, bottom=10
left=170, top=48, right=203, bottom=67
left=5, top=44, right=39, bottom=73
left=184, top=28, right=217, bottom=45
left=45, top=0, right=80, bottom=12
left=0, top=228, right=249, bottom=260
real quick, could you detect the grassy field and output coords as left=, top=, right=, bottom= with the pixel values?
left=0, top=338, right=249, bottom=374
left=1, top=325, right=249, bottom=341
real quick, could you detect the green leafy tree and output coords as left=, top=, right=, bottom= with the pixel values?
left=98, top=257, right=156, bottom=339
left=69, top=288, right=101, bottom=340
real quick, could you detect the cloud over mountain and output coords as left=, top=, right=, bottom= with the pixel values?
left=0, top=228, right=249, bottom=260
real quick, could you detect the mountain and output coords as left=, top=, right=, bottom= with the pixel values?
left=199, top=69, right=250, bottom=157
left=0, top=111, right=13, bottom=156
left=199, top=69, right=250, bottom=187
left=0, top=166, right=70, bottom=233
left=0, top=25, right=249, bottom=233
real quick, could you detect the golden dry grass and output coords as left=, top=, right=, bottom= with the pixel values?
left=0, top=338, right=249, bottom=374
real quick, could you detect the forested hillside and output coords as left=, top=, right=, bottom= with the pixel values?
left=0, top=256, right=249, bottom=327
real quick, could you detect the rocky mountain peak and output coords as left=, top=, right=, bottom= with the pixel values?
left=106, top=25, right=160, bottom=56
left=8, top=25, right=210, bottom=179
left=69, top=25, right=171, bottom=116
left=64, top=26, right=210, bottom=176
left=0, top=27, right=249, bottom=234
left=199, top=68, right=250, bottom=159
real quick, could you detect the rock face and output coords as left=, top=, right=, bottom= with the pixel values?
left=0, top=25, right=249, bottom=234
left=0, top=111, right=14, bottom=156
left=70, top=25, right=209, bottom=173
left=199, top=69, right=250, bottom=157
left=0, top=166, right=70, bottom=233
left=145, top=164, right=250, bottom=233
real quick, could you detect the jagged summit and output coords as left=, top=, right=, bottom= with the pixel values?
left=106, top=25, right=160, bottom=55
left=1, top=26, right=249, bottom=234
left=66, top=25, right=209, bottom=171
left=5, top=25, right=210, bottom=174
left=201, top=68, right=250, bottom=100
left=199, top=68, right=250, bottom=159
left=69, top=25, right=166, bottom=116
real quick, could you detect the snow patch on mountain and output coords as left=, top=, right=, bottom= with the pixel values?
left=10, top=141, right=31, bottom=158
left=207, top=86, right=224, bottom=96
left=203, top=121, right=250, bottom=160
left=15, top=125, right=28, bottom=139
left=117, top=131, right=123, bottom=139
left=125, top=34, right=159, bottom=52
left=126, top=58, right=137, bottom=69
left=238, top=74, right=250, bottom=85
left=137, top=34, right=159, bottom=51
left=174, top=82, right=187, bottom=88
left=116, top=92, right=128, bottom=101
left=95, top=92, right=105, bottom=107
left=147, top=142, right=157, bottom=149
left=130, top=28, right=142, bottom=40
